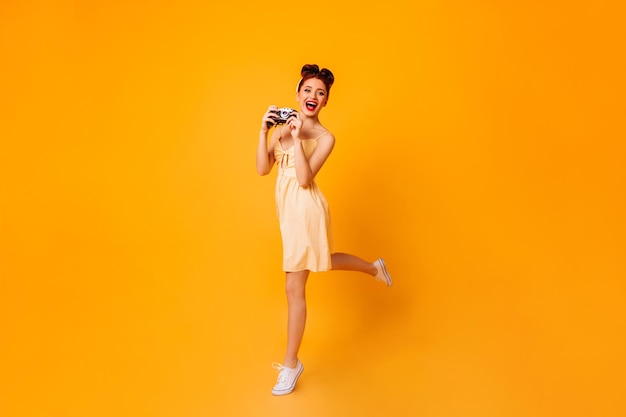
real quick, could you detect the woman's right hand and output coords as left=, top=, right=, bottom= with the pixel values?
left=261, top=105, right=278, bottom=133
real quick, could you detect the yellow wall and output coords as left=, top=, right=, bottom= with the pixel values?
left=1, top=1, right=625, bottom=416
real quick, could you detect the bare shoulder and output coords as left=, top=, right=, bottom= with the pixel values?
left=317, top=130, right=335, bottom=147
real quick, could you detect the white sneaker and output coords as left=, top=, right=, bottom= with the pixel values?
left=373, top=258, right=393, bottom=287
left=271, top=360, right=304, bottom=396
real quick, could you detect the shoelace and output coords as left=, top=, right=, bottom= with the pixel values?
left=272, top=362, right=291, bottom=384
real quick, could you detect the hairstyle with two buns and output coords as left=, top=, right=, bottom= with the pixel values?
left=296, top=64, right=335, bottom=97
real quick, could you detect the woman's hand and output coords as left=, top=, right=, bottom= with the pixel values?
left=261, top=105, right=278, bottom=134
left=287, top=112, right=302, bottom=141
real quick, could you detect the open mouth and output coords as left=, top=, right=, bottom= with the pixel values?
left=305, top=101, right=318, bottom=111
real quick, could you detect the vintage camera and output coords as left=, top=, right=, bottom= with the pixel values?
left=267, top=107, right=297, bottom=128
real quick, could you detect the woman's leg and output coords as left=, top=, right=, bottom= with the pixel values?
left=283, top=270, right=310, bottom=368
left=331, top=252, right=378, bottom=276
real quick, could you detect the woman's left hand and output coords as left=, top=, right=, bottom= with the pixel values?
left=287, top=112, right=302, bottom=141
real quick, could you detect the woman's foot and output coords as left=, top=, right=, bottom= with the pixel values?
left=373, top=258, right=393, bottom=287
left=272, top=360, right=304, bottom=396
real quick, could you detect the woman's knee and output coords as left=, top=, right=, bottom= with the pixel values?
left=285, top=286, right=304, bottom=304
left=285, top=271, right=308, bottom=300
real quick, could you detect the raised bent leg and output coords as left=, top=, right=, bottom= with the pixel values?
left=330, top=252, right=377, bottom=276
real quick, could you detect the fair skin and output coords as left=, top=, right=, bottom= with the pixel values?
left=257, top=77, right=378, bottom=369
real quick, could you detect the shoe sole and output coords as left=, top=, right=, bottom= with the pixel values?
left=271, top=363, right=304, bottom=396
left=378, top=258, right=392, bottom=287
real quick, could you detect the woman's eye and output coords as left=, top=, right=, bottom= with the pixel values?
left=318, top=91, right=325, bottom=96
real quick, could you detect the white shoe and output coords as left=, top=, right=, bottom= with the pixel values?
left=373, top=258, right=392, bottom=287
left=271, top=360, right=304, bottom=396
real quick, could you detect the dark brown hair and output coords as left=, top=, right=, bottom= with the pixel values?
left=296, top=64, right=335, bottom=97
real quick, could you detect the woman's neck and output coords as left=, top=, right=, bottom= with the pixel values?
left=300, top=115, right=320, bottom=130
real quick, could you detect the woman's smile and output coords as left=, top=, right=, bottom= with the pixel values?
left=305, top=100, right=318, bottom=111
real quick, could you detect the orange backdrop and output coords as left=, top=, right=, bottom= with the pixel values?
left=1, top=1, right=625, bottom=416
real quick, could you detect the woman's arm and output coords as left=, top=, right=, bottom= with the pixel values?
left=292, top=132, right=335, bottom=188
left=256, top=106, right=278, bottom=176
left=287, top=113, right=335, bottom=187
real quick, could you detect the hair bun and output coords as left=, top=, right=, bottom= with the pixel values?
left=301, top=64, right=320, bottom=77
left=318, top=68, right=334, bottom=88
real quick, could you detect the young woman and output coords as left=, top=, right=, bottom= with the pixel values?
left=256, top=64, right=393, bottom=396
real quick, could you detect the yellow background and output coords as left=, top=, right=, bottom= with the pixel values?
left=1, top=1, right=625, bottom=416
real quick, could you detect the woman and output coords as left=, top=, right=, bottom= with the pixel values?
left=256, top=64, right=393, bottom=396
